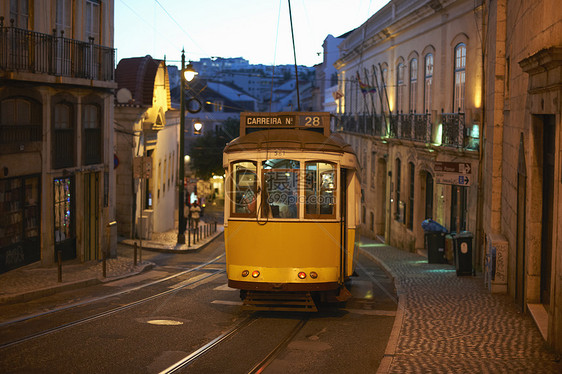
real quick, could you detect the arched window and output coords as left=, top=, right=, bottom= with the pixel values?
left=83, top=104, right=101, bottom=165
left=409, top=59, right=418, bottom=112
left=453, top=43, right=466, bottom=112
left=424, top=54, right=433, bottom=112
left=396, top=64, right=405, bottom=113
left=0, top=97, right=41, bottom=143
left=53, top=102, right=75, bottom=169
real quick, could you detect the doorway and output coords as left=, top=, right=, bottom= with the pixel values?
left=515, top=133, right=526, bottom=311
left=540, top=115, right=555, bottom=306
left=54, top=176, right=76, bottom=261
left=84, top=172, right=100, bottom=261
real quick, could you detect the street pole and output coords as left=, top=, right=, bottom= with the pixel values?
left=177, top=50, right=186, bottom=244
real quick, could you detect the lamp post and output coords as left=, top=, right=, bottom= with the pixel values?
left=178, top=49, right=197, bottom=244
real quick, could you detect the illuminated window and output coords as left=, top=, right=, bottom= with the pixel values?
left=231, top=161, right=257, bottom=217
left=453, top=44, right=466, bottom=112
left=305, top=162, right=336, bottom=218
left=262, top=159, right=300, bottom=219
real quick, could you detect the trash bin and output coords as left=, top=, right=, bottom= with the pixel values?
left=421, top=219, right=448, bottom=264
left=454, top=231, right=473, bottom=276
left=425, top=232, right=447, bottom=264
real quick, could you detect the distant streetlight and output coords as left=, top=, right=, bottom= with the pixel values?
left=193, top=120, right=203, bottom=135
left=178, top=49, right=197, bottom=245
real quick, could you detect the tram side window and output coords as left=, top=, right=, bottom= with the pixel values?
left=262, top=159, right=300, bottom=219
left=231, top=161, right=257, bottom=216
left=305, top=162, right=336, bottom=218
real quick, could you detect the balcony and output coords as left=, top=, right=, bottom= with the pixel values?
left=388, top=112, right=432, bottom=143
left=337, top=114, right=386, bottom=137
left=337, top=109, right=479, bottom=151
left=0, top=17, right=114, bottom=82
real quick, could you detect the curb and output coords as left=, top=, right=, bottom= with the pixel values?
left=358, top=245, right=408, bottom=374
left=0, top=262, right=155, bottom=306
left=119, top=230, right=224, bottom=254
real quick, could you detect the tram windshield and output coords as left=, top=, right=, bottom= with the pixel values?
left=262, top=159, right=300, bottom=219
left=231, top=161, right=257, bottom=216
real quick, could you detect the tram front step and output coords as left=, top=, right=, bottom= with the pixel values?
left=243, top=291, right=318, bottom=312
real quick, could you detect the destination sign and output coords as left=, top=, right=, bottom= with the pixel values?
left=434, top=161, right=473, bottom=186
left=245, top=115, right=295, bottom=126
left=240, top=112, right=331, bottom=136
left=434, top=161, right=472, bottom=174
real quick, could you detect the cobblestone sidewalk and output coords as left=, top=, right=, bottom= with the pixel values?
left=359, top=239, right=562, bottom=374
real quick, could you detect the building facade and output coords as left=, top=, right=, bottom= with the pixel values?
left=483, top=0, right=562, bottom=352
left=114, top=56, right=178, bottom=239
left=0, top=0, right=116, bottom=273
left=333, top=0, right=562, bottom=354
left=334, top=0, right=482, bottom=256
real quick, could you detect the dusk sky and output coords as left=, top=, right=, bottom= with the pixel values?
left=114, top=0, right=389, bottom=68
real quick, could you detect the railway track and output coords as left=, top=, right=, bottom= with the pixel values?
left=0, top=254, right=225, bottom=349
left=160, top=314, right=309, bottom=374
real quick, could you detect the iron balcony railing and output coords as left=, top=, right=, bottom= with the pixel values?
left=0, top=17, right=115, bottom=81
left=337, top=110, right=479, bottom=151
left=337, top=114, right=386, bottom=137
left=388, top=111, right=433, bottom=143
left=439, top=109, right=466, bottom=148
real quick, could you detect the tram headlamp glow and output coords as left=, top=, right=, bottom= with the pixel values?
left=252, top=270, right=260, bottom=278
left=298, top=272, right=306, bottom=279
left=310, top=271, right=318, bottom=279
left=242, top=270, right=249, bottom=277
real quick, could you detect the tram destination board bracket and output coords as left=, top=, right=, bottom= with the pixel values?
left=240, top=112, right=331, bottom=136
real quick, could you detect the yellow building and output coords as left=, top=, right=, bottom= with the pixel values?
left=0, top=1, right=116, bottom=272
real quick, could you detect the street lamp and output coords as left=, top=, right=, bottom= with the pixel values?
left=178, top=49, right=197, bottom=244
left=193, top=120, right=203, bottom=135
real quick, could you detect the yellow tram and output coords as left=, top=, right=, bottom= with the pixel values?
left=223, top=112, right=360, bottom=311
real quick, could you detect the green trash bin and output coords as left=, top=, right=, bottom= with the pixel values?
left=454, top=231, right=473, bottom=276
left=425, top=232, right=447, bottom=264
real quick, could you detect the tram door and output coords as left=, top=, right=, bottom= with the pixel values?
left=340, top=168, right=347, bottom=281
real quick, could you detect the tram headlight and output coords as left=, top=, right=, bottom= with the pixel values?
left=252, top=270, right=260, bottom=278
left=298, top=272, right=306, bottom=279
left=242, top=270, right=249, bottom=277
left=310, top=271, right=318, bottom=279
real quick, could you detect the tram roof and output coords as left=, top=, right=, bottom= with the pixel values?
left=224, top=129, right=354, bottom=154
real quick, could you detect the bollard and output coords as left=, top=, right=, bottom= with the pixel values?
left=197, top=226, right=200, bottom=242
left=102, top=252, right=107, bottom=278
left=134, top=242, right=137, bottom=266
left=57, top=250, right=62, bottom=283
left=188, top=226, right=191, bottom=247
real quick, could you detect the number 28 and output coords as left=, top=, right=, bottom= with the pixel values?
left=304, top=116, right=320, bottom=127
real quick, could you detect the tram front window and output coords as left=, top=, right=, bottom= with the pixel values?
left=262, top=159, right=300, bottom=219
left=231, top=161, right=257, bottom=216
left=305, top=162, right=336, bottom=218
